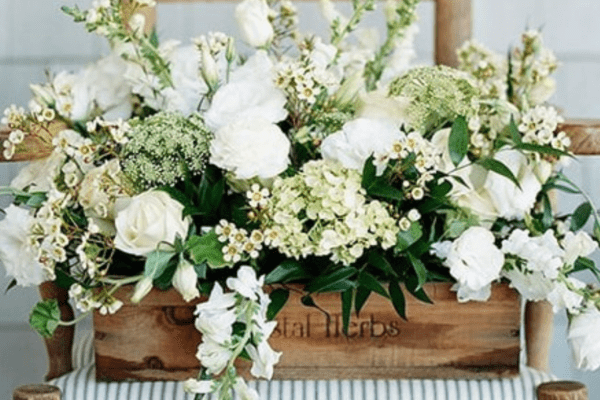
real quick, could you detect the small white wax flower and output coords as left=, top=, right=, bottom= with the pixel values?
left=172, top=259, right=200, bottom=302
left=568, top=306, right=600, bottom=371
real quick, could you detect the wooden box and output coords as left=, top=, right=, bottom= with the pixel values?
left=94, top=282, right=521, bottom=381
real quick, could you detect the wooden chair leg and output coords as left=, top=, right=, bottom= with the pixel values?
left=38, top=282, right=75, bottom=381
left=537, top=381, right=588, bottom=400
left=12, top=384, right=61, bottom=400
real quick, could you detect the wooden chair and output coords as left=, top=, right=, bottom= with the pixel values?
left=6, top=0, right=598, bottom=398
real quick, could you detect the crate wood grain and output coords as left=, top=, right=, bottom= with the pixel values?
left=94, top=282, right=521, bottom=381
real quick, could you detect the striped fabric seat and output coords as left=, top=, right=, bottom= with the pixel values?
left=51, top=331, right=557, bottom=400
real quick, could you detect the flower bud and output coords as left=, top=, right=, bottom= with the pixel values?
left=173, top=258, right=200, bottom=302
left=225, top=37, right=236, bottom=63
left=131, top=276, right=153, bottom=304
left=200, top=46, right=219, bottom=90
left=29, top=84, right=55, bottom=107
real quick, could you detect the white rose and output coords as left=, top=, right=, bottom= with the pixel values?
left=321, top=118, right=403, bottom=175
left=432, top=227, right=504, bottom=301
left=209, top=117, right=290, bottom=181
left=235, top=0, right=274, bottom=48
left=114, top=191, right=190, bottom=256
left=568, top=306, right=600, bottom=371
left=483, top=149, right=541, bottom=220
left=0, top=205, right=47, bottom=287
left=562, top=231, right=598, bottom=266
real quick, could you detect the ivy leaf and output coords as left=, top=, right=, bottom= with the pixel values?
left=341, top=289, right=353, bottom=336
left=29, top=300, right=61, bottom=338
left=267, top=289, right=290, bottom=320
left=186, top=231, right=231, bottom=269
left=571, top=202, right=593, bottom=231
left=476, top=158, right=521, bottom=189
left=144, top=249, right=176, bottom=279
left=358, top=270, right=389, bottom=298
left=407, top=252, right=428, bottom=290
left=389, top=279, right=407, bottom=320
left=305, top=267, right=357, bottom=293
left=449, top=116, right=469, bottom=166
left=395, top=222, right=423, bottom=252
left=265, top=260, right=310, bottom=284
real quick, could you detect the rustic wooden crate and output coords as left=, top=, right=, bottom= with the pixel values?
left=94, top=282, right=521, bottom=381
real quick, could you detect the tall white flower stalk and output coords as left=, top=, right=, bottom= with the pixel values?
left=185, top=266, right=281, bottom=400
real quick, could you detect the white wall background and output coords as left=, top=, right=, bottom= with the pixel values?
left=1, top=0, right=600, bottom=398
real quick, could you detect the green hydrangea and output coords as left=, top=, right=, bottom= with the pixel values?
left=121, top=112, right=212, bottom=189
left=388, top=65, right=480, bottom=133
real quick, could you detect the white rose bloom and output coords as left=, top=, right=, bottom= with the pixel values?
left=431, top=227, right=504, bottom=301
left=114, top=191, right=190, bottom=256
left=235, top=0, right=274, bottom=48
left=562, top=231, right=598, bottom=266
left=204, top=52, right=287, bottom=131
left=0, top=205, right=47, bottom=287
left=209, top=117, right=290, bottom=181
left=321, top=118, right=403, bottom=175
left=483, top=149, right=542, bottom=220
left=568, top=306, right=600, bottom=371
left=172, top=259, right=200, bottom=302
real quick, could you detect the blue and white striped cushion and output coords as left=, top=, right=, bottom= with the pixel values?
left=50, top=331, right=557, bottom=400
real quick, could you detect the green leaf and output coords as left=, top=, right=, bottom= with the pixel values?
left=29, top=300, right=61, bottom=338
left=571, top=202, right=593, bottom=231
left=194, top=262, right=207, bottom=280
left=395, top=222, right=423, bottom=252
left=358, top=271, right=389, bottom=298
left=267, top=289, right=290, bottom=320
left=476, top=158, right=521, bottom=189
left=265, top=260, right=310, bottom=284
left=594, top=220, right=600, bottom=243
left=144, top=250, right=176, bottom=279
left=153, top=259, right=179, bottom=290
left=405, top=275, right=433, bottom=304
left=449, top=116, right=469, bottom=166
left=389, top=280, right=407, bottom=320
left=4, top=279, right=17, bottom=294
left=544, top=183, right=581, bottom=195
left=571, top=257, right=600, bottom=282
left=53, top=269, right=79, bottom=290
left=25, top=192, right=47, bottom=208
left=515, top=142, right=573, bottom=159
left=305, top=267, right=357, bottom=293
left=341, top=289, right=353, bottom=336
left=430, top=180, right=452, bottom=199
left=407, top=252, right=428, bottom=290
left=508, top=117, right=522, bottom=145
left=366, top=180, right=404, bottom=202
left=541, top=193, right=554, bottom=230
left=367, top=251, right=396, bottom=277
left=361, top=155, right=377, bottom=190
left=354, top=286, right=371, bottom=317
left=186, top=231, right=231, bottom=269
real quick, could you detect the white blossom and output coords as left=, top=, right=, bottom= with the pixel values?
left=235, top=0, right=274, bottom=48
left=568, top=306, right=600, bottom=371
left=172, top=259, right=200, bottom=302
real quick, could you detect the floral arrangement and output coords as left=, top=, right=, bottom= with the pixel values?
left=2, top=0, right=600, bottom=398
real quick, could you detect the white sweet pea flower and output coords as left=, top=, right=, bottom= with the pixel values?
left=233, top=377, right=260, bottom=400
left=172, top=259, right=200, bottom=302
left=246, top=340, right=282, bottom=379
left=183, top=379, right=214, bottom=395
left=235, top=0, right=274, bottom=48
left=501, top=269, right=555, bottom=302
left=321, top=118, right=403, bottom=175
left=547, top=278, right=585, bottom=314
left=195, top=284, right=237, bottom=344
left=568, top=306, right=600, bottom=371
left=0, top=205, right=47, bottom=287
left=114, top=191, right=190, bottom=256
left=209, top=116, right=291, bottom=181
left=196, top=337, right=233, bottom=375
left=452, top=283, right=492, bottom=303
left=501, top=229, right=564, bottom=280
left=562, top=231, right=598, bottom=266
left=431, top=227, right=503, bottom=302
left=226, top=266, right=264, bottom=299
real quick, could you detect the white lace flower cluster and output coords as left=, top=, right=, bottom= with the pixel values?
left=262, top=159, right=399, bottom=265
left=457, top=40, right=508, bottom=100
left=68, top=283, right=123, bottom=315
left=432, top=226, right=598, bottom=306
left=184, top=266, right=280, bottom=400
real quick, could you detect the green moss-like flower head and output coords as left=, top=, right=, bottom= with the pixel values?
left=121, top=111, right=212, bottom=190
left=388, top=65, right=480, bottom=133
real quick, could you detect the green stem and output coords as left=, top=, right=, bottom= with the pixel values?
left=226, top=300, right=255, bottom=371
left=59, top=311, right=91, bottom=326
left=99, top=275, right=144, bottom=287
